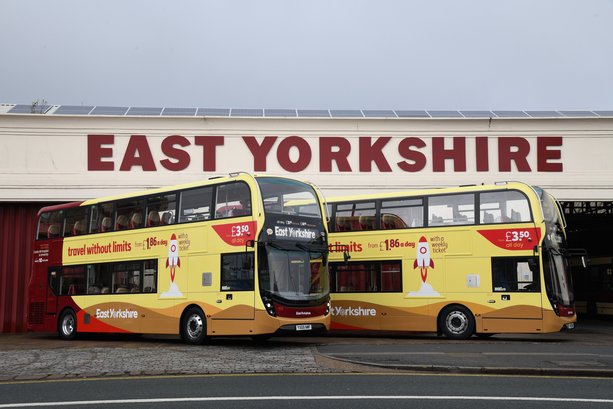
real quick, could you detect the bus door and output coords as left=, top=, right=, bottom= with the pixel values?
left=481, top=255, right=543, bottom=333
left=211, top=252, right=255, bottom=335
left=47, top=268, right=59, bottom=315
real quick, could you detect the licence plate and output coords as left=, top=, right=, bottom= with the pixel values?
left=296, top=324, right=312, bottom=331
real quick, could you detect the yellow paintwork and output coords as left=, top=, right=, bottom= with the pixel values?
left=327, top=182, right=576, bottom=334
left=61, top=174, right=330, bottom=336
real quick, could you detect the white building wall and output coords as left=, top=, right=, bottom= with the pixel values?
left=1, top=113, right=612, bottom=202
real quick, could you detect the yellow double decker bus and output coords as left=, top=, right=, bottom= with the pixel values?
left=326, top=182, right=575, bottom=339
left=28, top=173, right=330, bottom=343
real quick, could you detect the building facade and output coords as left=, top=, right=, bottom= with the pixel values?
left=2, top=105, right=612, bottom=331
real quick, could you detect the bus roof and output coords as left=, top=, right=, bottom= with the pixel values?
left=326, top=181, right=537, bottom=203
left=69, top=173, right=316, bottom=207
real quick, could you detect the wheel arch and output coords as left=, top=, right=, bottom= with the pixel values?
left=436, top=303, right=476, bottom=339
left=57, top=307, right=78, bottom=340
left=179, top=304, right=208, bottom=336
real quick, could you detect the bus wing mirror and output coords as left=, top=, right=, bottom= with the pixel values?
left=245, top=240, right=256, bottom=251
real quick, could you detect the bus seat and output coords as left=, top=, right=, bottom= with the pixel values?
left=511, top=209, right=521, bottom=222
left=47, top=224, right=60, bottom=238
left=100, top=217, right=112, bottom=232
left=88, top=286, right=101, bottom=294
left=381, top=214, right=397, bottom=229
left=336, top=216, right=351, bottom=232
left=115, top=286, right=129, bottom=294
left=130, top=212, right=142, bottom=229
left=101, top=287, right=110, bottom=294
left=483, top=212, right=494, bottom=223
left=228, top=208, right=243, bottom=217
left=430, top=214, right=444, bottom=225
left=349, top=217, right=361, bottom=231
left=161, top=212, right=173, bottom=224
left=73, top=219, right=86, bottom=236
left=116, top=215, right=129, bottom=230
left=359, top=215, right=375, bottom=230
left=147, top=211, right=160, bottom=227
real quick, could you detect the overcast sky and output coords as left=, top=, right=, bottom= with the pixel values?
left=1, top=0, right=612, bottom=110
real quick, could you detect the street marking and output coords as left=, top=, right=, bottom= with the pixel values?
left=1, top=395, right=613, bottom=407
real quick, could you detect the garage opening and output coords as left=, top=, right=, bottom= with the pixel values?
left=562, top=201, right=613, bottom=317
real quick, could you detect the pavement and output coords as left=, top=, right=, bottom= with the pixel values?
left=1, top=317, right=612, bottom=381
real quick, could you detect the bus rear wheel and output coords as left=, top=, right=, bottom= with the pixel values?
left=58, top=309, right=77, bottom=341
left=181, top=307, right=207, bottom=345
left=439, top=305, right=475, bottom=340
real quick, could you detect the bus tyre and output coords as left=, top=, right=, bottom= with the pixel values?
left=58, top=309, right=77, bottom=341
left=440, top=305, right=475, bottom=340
left=181, top=307, right=207, bottom=345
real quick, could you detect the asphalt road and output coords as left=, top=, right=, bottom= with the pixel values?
left=1, top=373, right=613, bottom=409
left=1, top=318, right=612, bottom=382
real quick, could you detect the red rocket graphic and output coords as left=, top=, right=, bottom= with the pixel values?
left=166, top=233, right=180, bottom=282
left=413, top=236, right=434, bottom=283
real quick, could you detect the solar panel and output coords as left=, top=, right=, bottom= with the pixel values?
left=559, top=111, right=598, bottom=117
left=198, top=108, right=230, bottom=116
left=297, top=110, right=330, bottom=117
left=230, top=109, right=263, bottom=117
left=7, top=104, right=52, bottom=114
left=459, top=111, right=494, bottom=118
left=427, top=110, right=464, bottom=118
left=362, top=110, right=397, bottom=118
left=90, top=106, right=129, bottom=115
left=126, top=107, right=163, bottom=116
left=3, top=105, right=610, bottom=119
left=264, top=109, right=297, bottom=117
left=492, top=111, right=529, bottom=118
left=525, top=111, right=562, bottom=118
left=330, top=110, right=363, bottom=118
left=594, top=111, right=613, bottom=117
left=53, top=105, right=94, bottom=115
left=161, top=107, right=197, bottom=116
left=395, top=110, right=430, bottom=118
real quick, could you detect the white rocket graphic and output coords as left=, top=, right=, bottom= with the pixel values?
left=166, top=233, right=180, bottom=282
left=161, top=233, right=183, bottom=298
left=413, top=236, right=434, bottom=283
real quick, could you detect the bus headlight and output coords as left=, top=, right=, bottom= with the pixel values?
left=262, top=295, right=276, bottom=317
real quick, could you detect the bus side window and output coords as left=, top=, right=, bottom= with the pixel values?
left=428, top=194, right=474, bottom=226
left=221, top=252, right=254, bottom=291
left=64, top=206, right=89, bottom=237
left=381, top=198, right=422, bottom=229
left=492, top=257, right=540, bottom=292
left=147, top=193, right=177, bottom=226
left=480, top=190, right=532, bottom=224
left=37, top=212, right=51, bottom=240
left=91, top=203, right=114, bottom=233
left=116, top=199, right=144, bottom=230
left=215, top=182, right=251, bottom=219
left=41, top=210, right=64, bottom=239
left=180, top=186, right=213, bottom=222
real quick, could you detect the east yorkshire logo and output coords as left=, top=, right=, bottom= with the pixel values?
left=87, top=134, right=563, bottom=173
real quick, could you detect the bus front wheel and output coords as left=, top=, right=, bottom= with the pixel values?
left=439, top=305, right=475, bottom=340
left=181, top=307, right=207, bottom=345
left=58, top=309, right=77, bottom=341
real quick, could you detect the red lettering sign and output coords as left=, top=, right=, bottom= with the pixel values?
left=86, top=134, right=564, bottom=174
